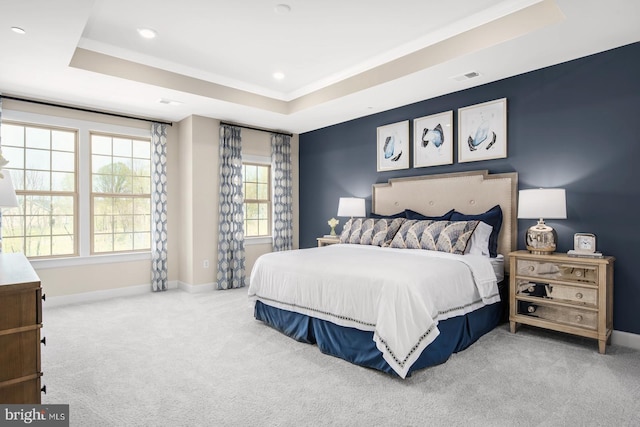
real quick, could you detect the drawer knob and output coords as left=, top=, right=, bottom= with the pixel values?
left=527, top=286, right=535, bottom=293
left=41, top=385, right=47, bottom=395
left=41, top=337, right=46, bottom=346
left=575, top=292, right=583, bottom=299
left=528, top=265, right=535, bottom=272
left=575, top=315, right=583, bottom=322
left=527, top=305, right=536, bottom=313
left=574, top=270, right=583, bottom=278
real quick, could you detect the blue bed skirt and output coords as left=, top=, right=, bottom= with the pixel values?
left=254, top=299, right=502, bottom=377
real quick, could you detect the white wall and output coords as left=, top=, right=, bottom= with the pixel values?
left=2, top=99, right=180, bottom=298
left=177, top=118, right=299, bottom=289
left=1, top=100, right=298, bottom=299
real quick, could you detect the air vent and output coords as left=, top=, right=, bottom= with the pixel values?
left=158, top=98, right=182, bottom=106
left=451, top=71, right=481, bottom=82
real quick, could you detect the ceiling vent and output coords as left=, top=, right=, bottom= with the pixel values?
left=451, top=71, right=481, bottom=82
left=158, top=98, right=182, bottom=106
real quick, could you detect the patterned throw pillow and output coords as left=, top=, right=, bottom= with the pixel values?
left=339, top=218, right=405, bottom=246
left=389, top=220, right=479, bottom=255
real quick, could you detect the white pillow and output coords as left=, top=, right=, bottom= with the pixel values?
left=465, top=221, right=493, bottom=257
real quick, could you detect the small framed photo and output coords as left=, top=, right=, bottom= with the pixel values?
left=377, top=120, right=409, bottom=171
left=458, top=98, right=507, bottom=163
left=413, top=111, right=453, bottom=168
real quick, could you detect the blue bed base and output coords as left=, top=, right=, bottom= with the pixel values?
left=254, top=298, right=502, bottom=377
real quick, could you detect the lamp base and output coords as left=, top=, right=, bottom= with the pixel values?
left=525, top=220, right=557, bottom=254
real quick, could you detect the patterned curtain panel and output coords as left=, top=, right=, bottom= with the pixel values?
left=217, top=125, right=246, bottom=289
left=151, top=122, right=168, bottom=292
left=271, top=133, right=293, bottom=251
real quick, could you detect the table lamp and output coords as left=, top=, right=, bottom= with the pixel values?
left=337, top=197, right=365, bottom=221
left=517, top=188, right=566, bottom=254
left=0, top=174, right=19, bottom=253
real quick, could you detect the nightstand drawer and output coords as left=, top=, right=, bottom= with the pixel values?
left=516, top=259, right=597, bottom=285
left=517, top=301, right=597, bottom=330
left=516, top=280, right=597, bottom=306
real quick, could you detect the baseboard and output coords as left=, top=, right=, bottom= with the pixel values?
left=177, top=281, right=216, bottom=293
left=45, top=280, right=179, bottom=307
left=612, top=330, right=640, bottom=351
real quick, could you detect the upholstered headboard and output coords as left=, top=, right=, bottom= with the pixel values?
left=372, top=170, right=518, bottom=258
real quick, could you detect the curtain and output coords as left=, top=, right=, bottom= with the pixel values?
left=217, top=125, right=246, bottom=289
left=271, top=133, right=293, bottom=251
left=151, top=122, right=168, bottom=292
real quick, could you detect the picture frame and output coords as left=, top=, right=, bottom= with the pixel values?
left=458, top=98, right=507, bottom=163
left=377, top=120, right=409, bottom=171
left=413, top=111, right=453, bottom=168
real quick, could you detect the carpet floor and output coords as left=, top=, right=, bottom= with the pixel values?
left=41, top=288, right=640, bottom=426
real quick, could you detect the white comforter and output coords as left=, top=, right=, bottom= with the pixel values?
left=248, top=244, right=499, bottom=378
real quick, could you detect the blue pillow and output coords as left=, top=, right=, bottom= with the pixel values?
left=450, top=205, right=502, bottom=257
left=404, top=208, right=454, bottom=221
left=369, top=211, right=406, bottom=219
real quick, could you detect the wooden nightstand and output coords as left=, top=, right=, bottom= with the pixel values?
left=509, top=250, right=614, bottom=354
left=317, top=237, right=340, bottom=247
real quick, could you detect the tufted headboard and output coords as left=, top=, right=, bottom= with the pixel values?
left=372, top=170, right=518, bottom=260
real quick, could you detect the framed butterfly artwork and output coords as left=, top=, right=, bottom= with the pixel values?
left=376, top=120, right=409, bottom=172
left=458, top=98, right=507, bottom=163
left=413, top=110, right=453, bottom=168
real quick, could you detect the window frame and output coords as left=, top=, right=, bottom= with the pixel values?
left=1, top=108, right=153, bottom=267
left=0, top=120, right=79, bottom=258
left=89, top=131, right=152, bottom=255
left=241, top=156, right=272, bottom=244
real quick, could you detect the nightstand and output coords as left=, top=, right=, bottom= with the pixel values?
left=509, top=250, right=614, bottom=354
left=317, top=237, right=340, bottom=247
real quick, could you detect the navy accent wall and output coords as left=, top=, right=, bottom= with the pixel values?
left=299, top=42, right=640, bottom=335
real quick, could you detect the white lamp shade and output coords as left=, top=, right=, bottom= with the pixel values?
left=337, top=197, right=365, bottom=218
left=0, top=174, right=19, bottom=208
left=518, top=188, right=566, bottom=219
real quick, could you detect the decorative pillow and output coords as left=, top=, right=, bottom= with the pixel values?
left=390, top=220, right=479, bottom=254
left=450, top=205, right=502, bottom=257
left=404, top=208, right=455, bottom=221
left=370, top=211, right=406, bottom=219
left=340, top=218, right=405, bottom=246
left=464, top=221, right=493, bottom=257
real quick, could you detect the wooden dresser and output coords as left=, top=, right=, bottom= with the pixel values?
left=0, top=253, right=44, bottom=403
left=509, top=250, right=614, bottom=353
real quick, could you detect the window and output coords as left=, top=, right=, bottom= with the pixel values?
left=0, top=122, right=77, bottom=257
left=242, top=163, right=270, bottom=237
left=91, top=133, right=151, bottom=254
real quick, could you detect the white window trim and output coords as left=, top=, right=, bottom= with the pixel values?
left=3, top=109, right=152, bottom=267
left=242, top=154, right=272, bottom=246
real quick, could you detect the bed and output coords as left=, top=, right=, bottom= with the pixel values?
left=248, top=170, right=517, bottom=378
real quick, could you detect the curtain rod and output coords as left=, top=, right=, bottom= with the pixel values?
left=220, top=121, right=292, bottom=137
left=0, top=95, right=173, bottom=127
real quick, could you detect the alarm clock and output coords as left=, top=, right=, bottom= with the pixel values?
left=574, top=233, right=596, bottom=253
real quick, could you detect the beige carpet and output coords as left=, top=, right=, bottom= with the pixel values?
left=41, top=288, right=640, bottom=426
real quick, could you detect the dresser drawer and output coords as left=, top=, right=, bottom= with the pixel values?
left=0, top=378, right=41, bottom=404
left=516, top=280, right=597, bottom=306
left=517, top=301, right=597, bottom=330
left=516, top=259, right=598, bottom=285
left=0, top=290, right=39, bottom=330
left=0, top=330, right=41, bottom=382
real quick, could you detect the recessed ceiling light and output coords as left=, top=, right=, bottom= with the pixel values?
left=11, top=27, right=26, bottom=35
left=137, top=28, right=157, bottom=39
left=274, top=4, right=291, bottom=14
left=273, top=72, right=285, bottom=80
